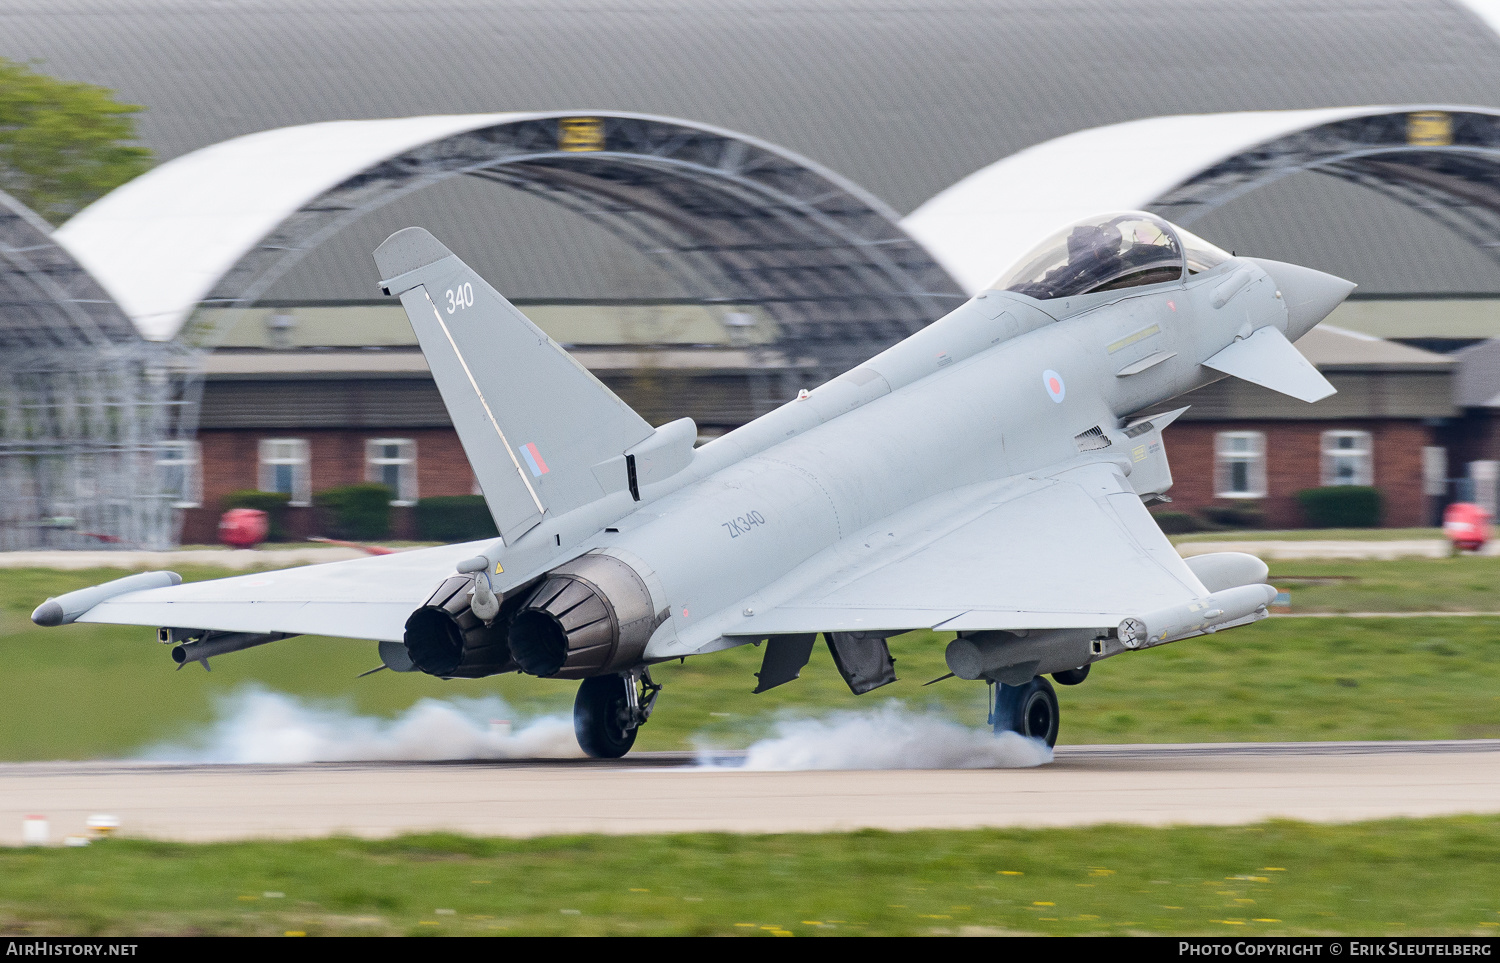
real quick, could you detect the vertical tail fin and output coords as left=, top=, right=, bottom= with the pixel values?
left=375, top=228, right=655, bottom=542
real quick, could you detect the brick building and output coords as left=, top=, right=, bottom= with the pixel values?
left=1163, top=326, right=1454, bottom=528
left=179, top=303, right=811, bottom=543
left=173, top=308, right=1455, bottom=542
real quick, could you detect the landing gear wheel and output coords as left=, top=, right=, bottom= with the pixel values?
left=993, top=676, right=1060, bottom=747
left=574, top=675, right=638, bottom=759
left=1052, top=664, right=1090, bottom=686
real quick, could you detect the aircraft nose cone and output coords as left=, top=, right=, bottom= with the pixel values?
left=1247, top=258, right=1356, bottom=341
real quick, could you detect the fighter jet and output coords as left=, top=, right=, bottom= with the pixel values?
left=32, top=211, right=1352, bottom=757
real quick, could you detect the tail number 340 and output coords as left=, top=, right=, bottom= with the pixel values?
left=445, top=282, right=475, bottom=314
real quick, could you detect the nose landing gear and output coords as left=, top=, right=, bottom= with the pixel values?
left=574, top=667, right=660, bottom=759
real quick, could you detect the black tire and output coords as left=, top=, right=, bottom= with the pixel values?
left=574, top=675, right=638, bottom=759
left=1052, top=665, right=1090, bottom=686
left=993, top=676, right=1060, bottom=747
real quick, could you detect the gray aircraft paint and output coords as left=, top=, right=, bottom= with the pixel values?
left=557, top=260, right=1309, bottom=657
left=376, top=228, right=657, bottom=542
left=51, top=222, right=1353, bottom=706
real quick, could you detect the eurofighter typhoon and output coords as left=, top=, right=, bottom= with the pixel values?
left=33, top=212, right=1352, bottom=757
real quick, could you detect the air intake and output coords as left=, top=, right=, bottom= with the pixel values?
left=1074, top=426, right=1112, bottom=452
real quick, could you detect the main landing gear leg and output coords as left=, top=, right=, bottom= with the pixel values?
left=574, top=667, right=660, bottom=759
left=990, top=675, right=1060, bottom=747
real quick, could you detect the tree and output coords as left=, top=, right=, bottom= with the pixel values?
left=0, top=59, right=151, bottom=225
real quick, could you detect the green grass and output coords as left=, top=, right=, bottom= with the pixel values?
left=1266, top=556, right=1500, bottom=612
left=1173, top=527, right=1445, bottom=543
left=4, top=817, right=1500, bottom=935
left=4, top=565, right=1500, bottom=757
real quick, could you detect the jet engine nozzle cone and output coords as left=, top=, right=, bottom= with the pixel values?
left=508, top=554, right=659, bottom=679
left=1245, top=258, right=1355, bottom=341
left=403, top=574, right=516, bottom=678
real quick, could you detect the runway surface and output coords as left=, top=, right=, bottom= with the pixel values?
left=3, top=740, right=1498, bottom=844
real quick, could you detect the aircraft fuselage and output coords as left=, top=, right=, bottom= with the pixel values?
left=556, top=256, right=1291, bottom=660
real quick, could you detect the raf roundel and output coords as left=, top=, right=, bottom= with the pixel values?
left=1043, top=369, right=1066, bottom=404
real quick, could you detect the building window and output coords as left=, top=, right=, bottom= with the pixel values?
left=157, top=441, right=201, bottom=508
left=367, top=438, right=417, bottom=505
left=259, top=438, right=310, bottom=506
left=1322, top=431, right=1373, bottom=486
left=1215, top=431, right=1266, bottom=498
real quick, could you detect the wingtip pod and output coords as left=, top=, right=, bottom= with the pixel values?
left=30, top=599, right=64, bottom=627
left=31, top=571, right=182, bottom=627
left=1181, top=552, right=1269, bottom=594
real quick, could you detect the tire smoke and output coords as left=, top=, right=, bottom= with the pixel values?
left=140, top=686, right=582, bottom=763
left=696, top=702, right=1053, bottom=770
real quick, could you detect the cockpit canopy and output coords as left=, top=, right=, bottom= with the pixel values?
left=990, top=211, right=1232, bottom=301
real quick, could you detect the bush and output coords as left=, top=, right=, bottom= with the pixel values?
left=1201, top=503, right=1265, bottom=529
left=221, top=490, right=292, bottom=542
left=1296, top=486, right=1382, bottom=528
left=313, top=484, right=393, bottom=540
left=414, top=495, right=499, bottom=543
left=1150, top=510, right=1201, bottom=534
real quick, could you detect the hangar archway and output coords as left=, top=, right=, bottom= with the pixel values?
left=58, top=112, right=966, bottom=371
left=0, top=190, right=197, bottom=550
left=904, top=106, right=1500, bottom=294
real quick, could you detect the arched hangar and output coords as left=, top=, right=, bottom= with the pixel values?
left=0, top=190, right=196, bottom=550
left=906, top=106, right=1500, bottom=296
left=44, top=105, right=1500, bottom=540
left=58, top=111, right=965, bottom=369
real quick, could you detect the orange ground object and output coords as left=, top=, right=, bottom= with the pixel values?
left=1443, top=502, right=1491, bottom=552
left=217, top=508, right=268, bottom=548
left=307, top=536, right=397, bottom=555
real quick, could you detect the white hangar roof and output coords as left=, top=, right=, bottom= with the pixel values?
left=55, top=113, right=531, bottom=341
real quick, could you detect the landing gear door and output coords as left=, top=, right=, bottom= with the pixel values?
left=1121, top=406, right=1190, bottom=501
left=825, top=632, right=897, bottom=694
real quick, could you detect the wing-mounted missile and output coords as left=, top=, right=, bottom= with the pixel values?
left=946, top=582, right=1275, bottom=687
left=160, top=629, right=294, bottom=671
left=1117, top=583, right=1276, bottom=649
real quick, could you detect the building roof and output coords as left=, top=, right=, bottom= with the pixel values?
left=8, top=0, right=1500, bottom=304
left=905, top=108, right=1367, bottom=293
left=57, top=110, right=958, bottom=347
left=1294, top=325, right=1454, bottom=371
